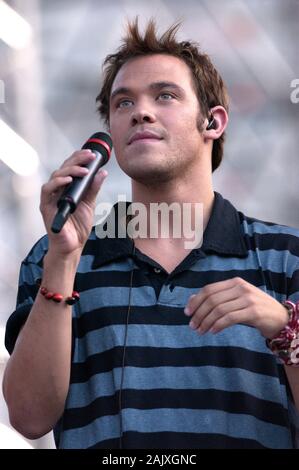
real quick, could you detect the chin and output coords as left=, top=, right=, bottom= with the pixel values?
left=127, top=166, right=176, bottom=185
left=118, top=150, right=181, bottom=184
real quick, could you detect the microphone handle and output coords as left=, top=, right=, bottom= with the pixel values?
left=59, top=151, right=106, bottom=211
left=51, top=151, right=105, bottom=233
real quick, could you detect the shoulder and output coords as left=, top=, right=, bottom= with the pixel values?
left=239, top=212, right=299, bottom=240
left=240, top=212, right=299, bottom=247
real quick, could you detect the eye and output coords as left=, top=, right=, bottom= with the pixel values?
left=158, top=92, right=175, bottom=101
left=117, top=99, right=133, bottom=108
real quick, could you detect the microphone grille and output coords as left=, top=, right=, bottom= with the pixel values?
left=82, top=132, right=113, bottom=160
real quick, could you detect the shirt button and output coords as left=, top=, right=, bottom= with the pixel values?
left=153, top=267, right=161, bottom=274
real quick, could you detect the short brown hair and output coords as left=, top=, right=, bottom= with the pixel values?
left=96, top=17, right=229, bottom=172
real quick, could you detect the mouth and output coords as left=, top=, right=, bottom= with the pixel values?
left=129, top=137, right=162, bottom=145
left=128, top=131, right=163, bottom=145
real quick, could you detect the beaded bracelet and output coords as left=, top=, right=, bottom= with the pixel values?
left=266, top=300, right=299, bottom=366
left=36, top=278, right=80, bottom=305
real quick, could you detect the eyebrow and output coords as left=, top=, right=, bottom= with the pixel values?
left=110, top=81, right=185, bottom=101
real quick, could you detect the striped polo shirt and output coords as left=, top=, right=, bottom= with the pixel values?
left=5, top=192, right=299, bottom=448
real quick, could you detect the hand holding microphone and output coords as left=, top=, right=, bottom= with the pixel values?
left=40, top=132, right=112, bottom=257
left=51, top=132, right=112, bottom=233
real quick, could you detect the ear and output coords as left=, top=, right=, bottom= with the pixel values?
left=202, top=105, right=228, bottom=141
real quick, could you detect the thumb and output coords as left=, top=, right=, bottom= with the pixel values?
left=83, top=168, right=108, bottom=206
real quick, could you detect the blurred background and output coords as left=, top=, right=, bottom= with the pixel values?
left=0, top=0, right=298, bottom=448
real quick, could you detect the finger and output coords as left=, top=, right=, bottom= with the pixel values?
left=188, top=284, right=241, bottom=326
left=40, top=176, right=73, bottom=206
left=51, top=164, right=90, bottom=179
left=185, top=278, right=239, bottom=316
left=82, top=169, right=108, bottom=206
left=60, top=149, right=96, bottom=169
left=190, top=296, right=248, bottom=334
left=184, top=294, right=196, bottom=315
left=208, top=308, right=249, bottom=334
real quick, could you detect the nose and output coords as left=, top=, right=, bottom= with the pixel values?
left=130, top=106, right=156, bottom=126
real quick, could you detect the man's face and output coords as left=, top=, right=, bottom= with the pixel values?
left=109, top=54, right=205, bottom=184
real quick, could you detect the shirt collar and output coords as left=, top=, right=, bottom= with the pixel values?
left=91, top=192, right=248, bottom=269
left=201, top=192, right=248, bottom=257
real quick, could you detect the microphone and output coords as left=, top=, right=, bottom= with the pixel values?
left=51, top=132, right=113, bottom=233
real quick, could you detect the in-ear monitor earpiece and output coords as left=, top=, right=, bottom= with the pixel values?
left=206, top=116, right=216, bottom=130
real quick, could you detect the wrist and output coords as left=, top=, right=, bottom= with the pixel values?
left=37, top=280, right=80, bottom=306
left=41, top=251, right=80, bottom=298
left=266, top=300, right=299, bottom=366
left=44, top=249, right=81, bottom=272
left=263, top=304, right=289, bottom=340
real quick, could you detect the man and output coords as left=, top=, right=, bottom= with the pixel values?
left=3, top=18, right=299, bottom=449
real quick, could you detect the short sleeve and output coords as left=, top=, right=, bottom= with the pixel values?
left=5, top=235, right=49, bottom=355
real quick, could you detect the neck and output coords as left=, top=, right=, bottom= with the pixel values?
left=132, top=159, right=214, bottom=272
left=130, top=163, right=214, bottom=248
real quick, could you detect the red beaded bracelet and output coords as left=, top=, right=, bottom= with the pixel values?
left=36, top=279, right=80, bottom=305
left=266, top=300, right=299, bottom=366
